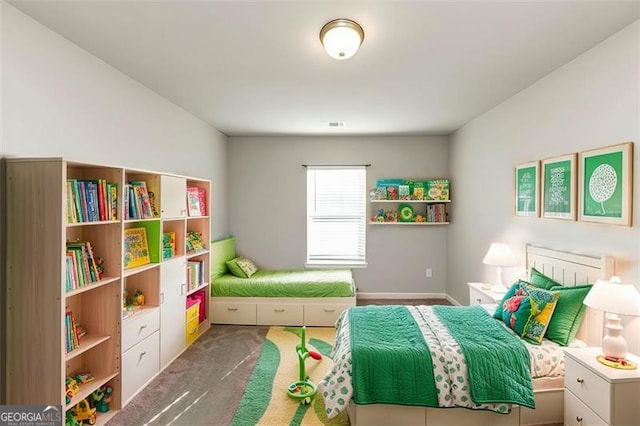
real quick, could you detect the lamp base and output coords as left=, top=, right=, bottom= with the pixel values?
left=596, top=354, right=637, bottom=370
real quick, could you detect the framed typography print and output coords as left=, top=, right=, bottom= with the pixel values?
left=579, top=142, right=633, bottom=226
left=542, top=153, right=577, bottom=220
left=514, top=161, right=540, bottom=217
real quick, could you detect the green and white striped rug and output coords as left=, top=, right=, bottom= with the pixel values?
left=231, top=326, right=349, bottom=426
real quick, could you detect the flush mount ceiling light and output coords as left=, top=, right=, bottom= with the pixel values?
left=319, top=19, right=364, bottom=60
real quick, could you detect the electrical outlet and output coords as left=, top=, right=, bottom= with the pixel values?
left=426, top=268, right=433, bottom=278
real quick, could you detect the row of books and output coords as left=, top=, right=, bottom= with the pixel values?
left=124, top=181, right=155, bottom=220
left=426, top=203, right=448, bottom=223
left=66, top=241, right=102, bottom=292
left=370, top=178, right=450, bottom=201
left=187, top=260, right=205, bottom=291
left=187, top=186, right=207, bottom=217
left=66, top=179, right=118, bottom=223
left=65, top=310, right=81, bottom=353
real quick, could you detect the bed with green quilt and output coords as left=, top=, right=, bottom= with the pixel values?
left=318, top=245, right=615, bottom=426
left=209, top=237, right=356, bottom=326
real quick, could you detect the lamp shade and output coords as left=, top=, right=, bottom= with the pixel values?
left=320, top=19, right=364, bottom=60
left=482, top=243, right=517, bottom=267
left=583, top=276, right=640, bottom=316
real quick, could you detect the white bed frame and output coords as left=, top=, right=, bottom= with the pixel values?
left=348, top=244, right=614, bottom=426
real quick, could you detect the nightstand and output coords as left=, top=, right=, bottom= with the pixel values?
left=564, top=347, right=640, bottom=425
left=467, top=282, right=505, bottom=306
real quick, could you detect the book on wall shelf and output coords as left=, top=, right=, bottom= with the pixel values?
left=123, top=227, right=151, bottom=269
left=186, top=186, right=206, bottom=217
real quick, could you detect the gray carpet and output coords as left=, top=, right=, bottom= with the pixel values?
left=109, top=298, right=451, bottom=425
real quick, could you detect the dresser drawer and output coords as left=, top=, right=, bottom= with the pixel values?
left=564, top=390, right=607, bottom=426
left=186, top=317, right=199, bottom=346
left=257, top=303, right=303, bottom=326
left=211, top=302, right=257, bottom=325
left=122, top=331, right=160, bottom=404
left=565, top=358, right=611, bottom=422
left=469, top=287, right=495, bottom=305
left=304, top=303, right=350, bottom=326
left=122, top=308, right=160, bottom=352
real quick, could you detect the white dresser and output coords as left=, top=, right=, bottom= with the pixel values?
left=564, top=347, right=640, bottom=425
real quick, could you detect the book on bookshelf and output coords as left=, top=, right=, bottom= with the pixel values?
left=123, top=227, right=151, bottom=268
left=197, top=188, right=207, bottom=216
left=162, top=232, right=176, bottom=260
left=186, top=187, right=202, bottom=216
left=131, top=180, right=154, bottom=219
left=65, top=241, right=101, bottom=290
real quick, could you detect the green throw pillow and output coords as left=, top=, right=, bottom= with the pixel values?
left=529, top=267, right=560, bottom=290
left=545, top=284, right=592, bottom=346
left=494, top=280, right=528, bottom=320
left=226, top=256, right=258, bottom=278
left=499, top=282, right=558, bottom=344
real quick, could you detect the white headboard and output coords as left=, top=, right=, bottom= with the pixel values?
left=526, top=244, right=614, bottom=346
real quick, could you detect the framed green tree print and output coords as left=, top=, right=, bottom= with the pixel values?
left=542, top=153, right=576, bottom=220
left=579, top=142, right=633, bottom=226
left=514, top=161, right=540, bottom=217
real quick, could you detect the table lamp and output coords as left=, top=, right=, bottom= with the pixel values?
left=583, top=276, right=640, bottom=369
left=482, top=242, right=517, bottom=293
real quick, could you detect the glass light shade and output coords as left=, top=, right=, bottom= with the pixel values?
left=320, top=19, right=364, bottom=60
left=583, top=276, right=640, bottom=316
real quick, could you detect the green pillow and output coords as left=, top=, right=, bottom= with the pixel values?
left=529, top=267, right=560, bottom=290
left=226, top=256, right=258, bottom=278
left=499, top=282, right=558, bottom=344
left=545, top=284, right=592, bottom=346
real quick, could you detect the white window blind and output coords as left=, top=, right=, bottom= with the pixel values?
left=306, top=166, right=366, bottom=266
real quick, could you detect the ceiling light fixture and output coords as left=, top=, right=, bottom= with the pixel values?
left=319, top=19, right=364, bottom=60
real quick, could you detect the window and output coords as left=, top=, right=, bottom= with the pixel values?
left=306, top=166, right=367, bottom=266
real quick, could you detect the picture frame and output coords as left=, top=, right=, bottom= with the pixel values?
left=514, top=161, right=540, bottom=217
left=541, top=153, right=577, bottom=220
left=579, top=142, right=633, bottom=226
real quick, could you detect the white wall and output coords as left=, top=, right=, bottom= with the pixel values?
left=228, top=136, right=449, bottom=294
left=448, top=21, right=640, bottom=352
left=1, top=3, right=229, bottom=238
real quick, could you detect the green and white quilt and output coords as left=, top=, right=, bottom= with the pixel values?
left=319, top=305, right=564, bottom=419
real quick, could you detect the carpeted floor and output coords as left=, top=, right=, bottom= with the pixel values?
left=109, top=298, right=451, bottom=425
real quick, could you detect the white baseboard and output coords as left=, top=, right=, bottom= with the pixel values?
left=357, top=292, right=462, bottom=306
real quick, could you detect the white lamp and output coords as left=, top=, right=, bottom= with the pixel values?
left=320, top=19, right=364, bottom=60
left=583, top=276, right=640, bottom=368
left=482, top=242, right=517, bottom=293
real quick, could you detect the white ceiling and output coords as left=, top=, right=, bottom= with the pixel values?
left=9, top=1, right=640, bottom=137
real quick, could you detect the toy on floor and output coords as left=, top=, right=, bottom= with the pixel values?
left=286, top=326, right=322, bottom=405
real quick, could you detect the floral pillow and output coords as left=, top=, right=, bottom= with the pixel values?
left=226, top=256, right=258, bottom=278
left=500, top=282, right=559, bottom=344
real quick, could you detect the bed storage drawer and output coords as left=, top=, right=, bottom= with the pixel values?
left=257, top=303, right=303, bottom=325
left=304, top=303, right=351, bottom=326
left=211, top=301, right=257, bottom=324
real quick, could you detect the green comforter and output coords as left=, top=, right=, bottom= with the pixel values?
left=210, top=269, right=355, bottom=297
left=349, top=305, right=534, bottom=408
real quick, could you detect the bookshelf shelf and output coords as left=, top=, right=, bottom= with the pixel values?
left=187, top=281, right=209, bottom=297
left=370, top=199, right=451, bottom=203
left=369, top=221, right=450, bottom=226
left=65, top=371, right=119, bottom=410
left=67, top=220, right=120, bottom=228
left=123, top=262, right=160, bottom=277
left=65, top=276, right=120, bottom=298
left=186, top=249, right=209, bottom=259
left=65, top=335, right=112, bottom=361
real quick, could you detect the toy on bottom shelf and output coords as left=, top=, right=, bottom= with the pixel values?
left=65, top=410, right=80, bottom=426
left=72, top=398, right=96, bottom=425
left=286, top=326, right=322, bottom=405
left=91, top=384, right=113, bottom=413
left=65, top=377, right=79, bottom=404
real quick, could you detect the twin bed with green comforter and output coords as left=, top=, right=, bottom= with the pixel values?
left=209, top=237, right=356, bottom=326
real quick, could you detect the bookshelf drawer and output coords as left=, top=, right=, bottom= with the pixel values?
left=185, top=317, right=199, bottom=346
left=122, top=331, right=160, bottom=404
left=257, top=303, right=303, bottom=326
left=211, top=302, right=257, bottom=325
left=304, top=303, right=351, bottom=326
left=122, top=308, right=160, bottom=352
left=186, top=302, right=200, bottom=322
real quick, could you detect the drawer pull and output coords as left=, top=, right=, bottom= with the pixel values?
left=476, top=299, right=482, bottom=304
left=274, top=308, right=285, bottom=313
left=576, top=416, right=583, bottom=423
left=140, top=324, right=147, bottom=329
left=227, top=307, right=238, bottom=311
left=324, top=309, right=335, bottom=313
left=576, top=378, right=584, bottom=384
